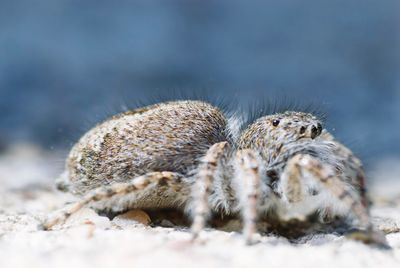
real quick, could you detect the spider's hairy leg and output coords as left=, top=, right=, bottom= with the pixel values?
left=234, top=149, right=263, bottom=245
left=280, top=156, right=303, bottom=204
left=286, top=154, right=370, bottom=227
left=283, top=154, right=388, bottom=246
left=40, top=171, right=184, bottom=230
left=191, top=141, right=229, bottom=239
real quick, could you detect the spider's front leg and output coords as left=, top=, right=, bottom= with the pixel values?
left=190, top=141, right=229, bottom=239
left=281, top=154, right=369, bottom=227
left=234, top=149, right=264, bottom=245
left=40, top=171, right=184, bottom=230
left=280, top=154, right=388, bottom=247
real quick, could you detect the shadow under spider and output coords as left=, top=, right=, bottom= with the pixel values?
left=99, top=208, right=350, bottom=242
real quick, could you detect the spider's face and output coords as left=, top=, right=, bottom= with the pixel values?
left=238, top=111, right=323, bottom=153
left=262, top=112, right=323, bottom=144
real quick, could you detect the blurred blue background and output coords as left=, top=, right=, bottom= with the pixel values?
left=0, top=0, right=399, bottom=164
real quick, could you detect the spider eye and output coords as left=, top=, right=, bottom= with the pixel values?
left=317, top=123, right=323, bottom=133
left=272, top=119, right=280, bottom=127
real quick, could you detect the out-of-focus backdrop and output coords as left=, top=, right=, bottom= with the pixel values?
left=0, top=0, right=399, bottom=165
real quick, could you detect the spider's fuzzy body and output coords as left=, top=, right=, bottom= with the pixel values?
left=63, top=101, right=229, bottom=195
left=49, top=100, right=379, bottom=244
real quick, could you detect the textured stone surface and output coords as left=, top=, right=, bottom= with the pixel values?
left=1, top=145, right=400, bottom=268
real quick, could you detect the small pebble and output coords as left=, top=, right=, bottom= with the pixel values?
left=65, top=208, right=111, bottom=229
left=112, top=209, right=151, bottom=228
left=372, top=217, right=400, bottom=234
left=160, top=219, right=175, bottom=228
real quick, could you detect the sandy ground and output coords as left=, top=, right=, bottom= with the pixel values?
left=1, top=144, right=400, bottom=268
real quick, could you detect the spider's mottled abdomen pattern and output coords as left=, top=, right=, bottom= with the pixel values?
left=43, top=100, right=386, bottom=246
left=64, top=101, right=229, bottom=195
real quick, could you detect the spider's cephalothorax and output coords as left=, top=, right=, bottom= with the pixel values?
left=238, top=112, right=323, bottom=163
left=43, top=100, right=386, bottom=246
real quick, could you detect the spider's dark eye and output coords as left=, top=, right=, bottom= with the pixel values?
left=272, top=119, right=280, bottom=127
left=317, top=123, right=323, bottom=134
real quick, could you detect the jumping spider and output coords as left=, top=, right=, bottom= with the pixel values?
left=42, top=100, right=386, bottom=245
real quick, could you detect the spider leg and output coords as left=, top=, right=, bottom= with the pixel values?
left=191, top=141, right=229, bottom=239
left=281, top=154, right=388, bottom=246
left=234, top=149, right=263, bottom=245
left=40, top=171, right=184, bottom=230
left=280, top=156, right=304, bottom=204
left=282, top=154, right=370, bottom=228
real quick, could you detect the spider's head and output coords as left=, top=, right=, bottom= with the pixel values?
left=262, top=111, right=322, bottom=141
left=238, top=112, right=323, bottom=158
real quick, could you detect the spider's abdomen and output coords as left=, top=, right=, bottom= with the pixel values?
left=65, top=100, right=229, bottom=195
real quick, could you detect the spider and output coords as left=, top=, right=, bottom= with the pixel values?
left=41, top=100, right=386, bottom=246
